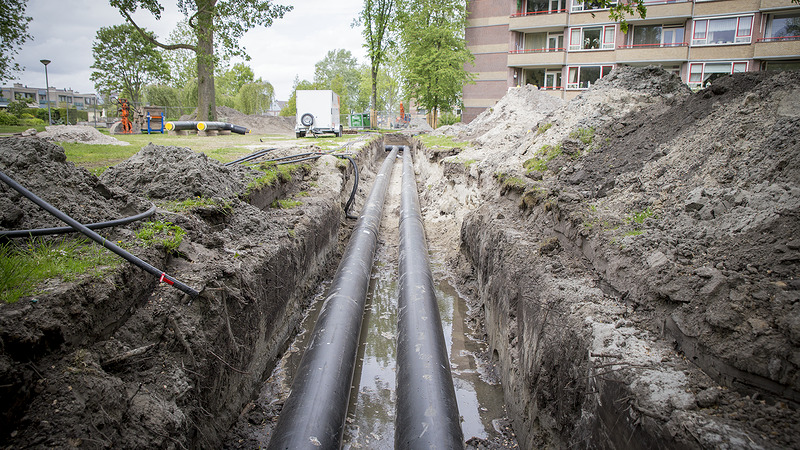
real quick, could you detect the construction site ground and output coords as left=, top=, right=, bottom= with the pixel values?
left=1, top=67, right=799, bottom=449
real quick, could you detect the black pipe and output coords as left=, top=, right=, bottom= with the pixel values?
left=336, top=155, right=359, bottom=219
left=0, top=204, right=157, bottom=239
left=223, top=148, right=278, bottom=166
left=0, top=170, right=199, bottom=298
left=395, top=145, right=463, bottom=449
left=165, top=121, right=197, bottom=132
left=267, top=146, right=400, bottom=450
left=197, top=121, right=249, bottom=135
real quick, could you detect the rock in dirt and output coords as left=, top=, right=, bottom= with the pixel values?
left=37, top=125, right=130, bottom=145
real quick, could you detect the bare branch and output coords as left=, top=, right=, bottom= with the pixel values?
left=119, top=8, right=197, bottom=52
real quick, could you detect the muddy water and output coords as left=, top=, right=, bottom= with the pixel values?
left=259, top=153, right=509, bottom=448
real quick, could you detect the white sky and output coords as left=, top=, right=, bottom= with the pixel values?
left=9, top=0, right=368, bottom=100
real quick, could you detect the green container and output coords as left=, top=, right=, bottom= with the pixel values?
left=350, top=114, right=362, bottom=128
left=360, top=113, right=370, bottom=128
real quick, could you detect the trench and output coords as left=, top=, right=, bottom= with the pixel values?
left=227, top=144, right=511, bottom=448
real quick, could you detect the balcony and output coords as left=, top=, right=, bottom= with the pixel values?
left=508, top=48, right=567, bottom=67
left=760, top=0, right=800, bottom=10
left=509, top=10, right=568, bottom=32
left=616, top=42, right=689, bottom=63
left=694, top=0, right=760, bottom=16
left=627, top=0, right=692, bottom=24
left=754, top=35, right=800, bottom=58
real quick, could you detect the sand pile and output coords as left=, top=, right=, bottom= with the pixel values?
left=36, top=125, right=130, bottom=145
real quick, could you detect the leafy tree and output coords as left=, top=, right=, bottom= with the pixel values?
left=109, top=0, right=292, bottom=121
left=396, top=0, right=474, bottom=127
left=0, top=0, right=32, bottom=82
left=90, top=24, right=169, bottom=104
left=217, top=62, right=256, bottom=97
left=313, top=49, right=362, bottom=114
left=163, top=20, right=197, bottom=87
left=356, top=0, right=395, bottom=127
left=236, top=81, right=274, bottom=115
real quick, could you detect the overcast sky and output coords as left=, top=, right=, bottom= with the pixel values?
left=9, top=0, right=368, bottom=100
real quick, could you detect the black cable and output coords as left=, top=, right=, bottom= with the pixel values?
left=335, top=155, right=359, bottom=219
left=0, top=204, right=157, bottom=239
left=0, top=170, right=199, bottom=297
left=224, top=147, right=278, bottom=166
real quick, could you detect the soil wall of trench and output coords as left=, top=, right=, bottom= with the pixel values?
left=0, top=136, right=387, bottom=448
left=413, top=69, right=800, bottom=449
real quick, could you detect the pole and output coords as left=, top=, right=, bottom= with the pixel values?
left=40, top=59, right=52, bottom=125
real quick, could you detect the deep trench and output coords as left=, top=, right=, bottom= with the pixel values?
left=224, top=140, right=511, bottom=448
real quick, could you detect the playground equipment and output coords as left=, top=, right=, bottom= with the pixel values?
left=115, top=98, right=133, bottom=134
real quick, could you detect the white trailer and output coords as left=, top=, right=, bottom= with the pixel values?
left=295, top=90, right=343, bottom=138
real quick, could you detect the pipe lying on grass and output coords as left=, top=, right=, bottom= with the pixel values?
left=0, top=169, right=199, bottom=298
left=267, top=146, right=399, bottom=450
left=165, top=121, right=249, bottom=135
left=0, top=204, right=156, bottom=239
left=395, top=145, right=463, bottom=449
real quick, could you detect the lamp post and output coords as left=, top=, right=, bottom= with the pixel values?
left=39, top=59, right=52, bottom=125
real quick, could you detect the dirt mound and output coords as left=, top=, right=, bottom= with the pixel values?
left=181, top=106, right=296, bottom=135
left=459, top=84, right=564, bottom=143
left=36, top=125, right=130, bottom=145
left=0, top=137, right=148, bottom=231
left=100, top=144, right=253, bottom=201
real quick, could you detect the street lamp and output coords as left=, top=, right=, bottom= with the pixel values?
left=39, top=59, right=52, bottom=125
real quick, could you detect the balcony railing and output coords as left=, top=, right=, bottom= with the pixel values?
left=641, top=0, right=689, bottom=4
left=757, top=35, right=800, bottom=42
left=617, top=42, right=688, bottom=48
left=509, top=47, right=566, bottom=53
left=511, top=9, right=567, bottom=17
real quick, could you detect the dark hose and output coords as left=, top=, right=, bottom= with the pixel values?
left=224, top=148, right=278, bottom=166
left=395, top=145, right=463, bottom=449
left=0, top=170, right=199, bottom=298
left=0, top=204, right=157, bottom=239
left=267, top=147, right=399, bottom=450
left=337, top=155, right=358, bottom=219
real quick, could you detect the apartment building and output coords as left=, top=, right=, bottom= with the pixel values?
left=0, top=83, right=98, bottom=112
left=463, top=0, right=800, bottom=122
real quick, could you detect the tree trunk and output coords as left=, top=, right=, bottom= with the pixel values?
left=196, top=1, right=217, bottom=121
left=371, top=61, right=378, bottom=130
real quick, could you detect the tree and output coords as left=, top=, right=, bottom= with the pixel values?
left=217, top=62, right=256, bottom=97
left=162, top=20, right=197, bottom=88
left=90, top=24, right=169, bottom=104
left=236, top=81, right=274, bottom=115
left=0, top=0, right=32, bottom=83
left=396, top=0, right=474, bottom=127
left=109, top=0, right=292, bottom=121
left=357, top=0, right=395, bottom=127
left=313, top=49, right=361, bottom=114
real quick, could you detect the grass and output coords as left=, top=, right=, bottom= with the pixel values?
left=0, top=238, right=119, bottom=304
left=494, top=171, right=526, bottom=193
left=626, top=207, right=655, bottom=225
left=272, top=199, right=303, bottom=209
left=523, top=143, right=563, bottom=173
left=135, top=221, right=185, bottom=254
left=0, top=125, right=48, bottom=134
left=417, top=134, right=469, bottom=149
left=569, top=127, right=595, bottom=145
left=536, top=123, right=552, bottom=135
left=464, top=159, right=477, bottom=168
left=160, top=197, right=232, bottom=214
left=246, top=162, right=302, bottom=194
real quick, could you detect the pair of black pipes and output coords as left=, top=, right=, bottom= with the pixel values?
left=268, top=146, right=463, bottom=449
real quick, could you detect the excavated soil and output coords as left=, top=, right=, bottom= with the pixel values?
left=0, top=136, right=381, bottom=448
left=181, top=106, right=296, bottom=135
left=35, top=125, right=131, bottom=146
left=418, top=67, right=800, bottom=448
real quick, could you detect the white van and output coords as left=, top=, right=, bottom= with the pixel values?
left=295, top=90, right=343, bottom=138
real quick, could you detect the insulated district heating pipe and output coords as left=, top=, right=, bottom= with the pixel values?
left=164, top=121, right=197, bottom=132
left=395, top=145, right=463, bottom=449
left=0, top=169, right=199, bottom=298
left=196, top=121, right=249, bottom=135
left=267, top=146, right=400, bottom=450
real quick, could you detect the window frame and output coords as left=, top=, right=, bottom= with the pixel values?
left=569, top=25, right=616, bottom=51
left=692, top=15, right=754, bottom=46
left=566, top=65, right=614, bottom=89
left=687, top=61, right=749, bottom=87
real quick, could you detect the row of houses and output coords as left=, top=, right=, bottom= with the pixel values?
left=0, top=83, right=100, bottom=113
left=463, top=0, right=800, bottom=122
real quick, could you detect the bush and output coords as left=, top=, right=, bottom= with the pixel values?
left=439, top=111, right=461, bottom=127
left=0, top=110, right=20, bottom=126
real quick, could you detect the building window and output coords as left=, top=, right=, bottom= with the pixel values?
left=516, top=0, right=565, bottom=15
left=763, top=13, right=800, bottom=41
left=548, top=33, right=564, bottom=51
left=14, top=92, right=35, bottom=101
left=688, top=61, right=747, bottom=87
left=569, top=25, right=615, bottom=51
left=571, top=0, right=616, bottom=13
left=629, top=24, right=685, bottom=47
left=544, top=71, right=562, bottom=90
left=567, top=65, right=613, bottom=89
left=692, top=16, right=753, bottom=46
